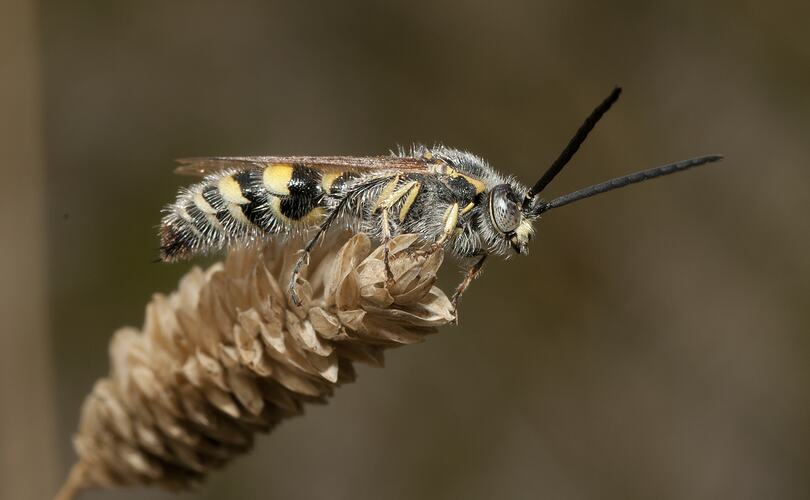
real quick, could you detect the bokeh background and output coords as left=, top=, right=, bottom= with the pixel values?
left=3, top=0, right=809, bottom=499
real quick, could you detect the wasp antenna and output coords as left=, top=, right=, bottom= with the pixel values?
left=525, top=86, right=622, bottom=205
left=535, top=155, right=723, bottom=215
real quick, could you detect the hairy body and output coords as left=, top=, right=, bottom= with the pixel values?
left=158, top=88, right=721, bottom=307
left=160, top=145, right=534, bottom=263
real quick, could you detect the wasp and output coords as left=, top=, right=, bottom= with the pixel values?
left=159, top=87, right=722, bottom=308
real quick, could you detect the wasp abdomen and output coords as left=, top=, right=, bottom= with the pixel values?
left=160, top=163, right=334, bottom=261
left=271, top=165, right=324, bottom=221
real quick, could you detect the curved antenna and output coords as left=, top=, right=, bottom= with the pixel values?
left=534, top=155, right=723, bottom=215
left=524, top=86, right=622, bottom=204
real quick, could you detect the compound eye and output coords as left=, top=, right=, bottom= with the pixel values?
left=489, top=184, right=521, bottom=234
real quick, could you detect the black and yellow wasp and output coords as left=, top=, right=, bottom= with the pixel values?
left=159, top=87, right=722, bottom=307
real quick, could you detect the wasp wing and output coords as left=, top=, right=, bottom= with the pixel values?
left=174, top=156, right=430, bottom=177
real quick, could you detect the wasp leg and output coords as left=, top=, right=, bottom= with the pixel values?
left=412, top=202, right=460, bottom=258
left=288, top=197, right=349, bottom=306
left=374, top=179, right=419, bottom=281
left=380, top=209, right=395, bottom=281
left=436, top=202, right=459, bottom=247
left=451, top=254, right=487, bottom=323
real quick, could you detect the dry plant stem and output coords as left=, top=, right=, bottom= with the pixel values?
left=58, top=233, right=454, bottom=499
left=54, top=463, right=88, bottom=500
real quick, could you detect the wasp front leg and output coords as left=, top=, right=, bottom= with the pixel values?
left=451, top=254, right=487, bottom=323
left=409, top=201, right=461, bottom=260
left=435, top=202, right=460, bottom=248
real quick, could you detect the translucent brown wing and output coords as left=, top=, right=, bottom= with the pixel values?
left=174, top=155, right=430, bottom=177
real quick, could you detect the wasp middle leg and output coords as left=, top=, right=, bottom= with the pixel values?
left=373, top=177, right=420, bottom=280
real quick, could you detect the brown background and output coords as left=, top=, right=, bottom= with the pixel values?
left=3, top=0, right=809, bottom=499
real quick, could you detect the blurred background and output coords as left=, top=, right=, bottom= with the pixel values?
left=3, top=0, right=809, bottom=498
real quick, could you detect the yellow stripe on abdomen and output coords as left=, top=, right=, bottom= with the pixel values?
left=193, top=191, right=217, bottom=214
left=268, top=196, right=325, bottom=226
left=262, top=164, right=294, bottom=195
left=218, top=175, right=250, bottom=205
left=321, top=171, right=341, bottom=193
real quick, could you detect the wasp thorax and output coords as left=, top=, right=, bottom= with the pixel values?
left=488, top=184, right=522, bottom=234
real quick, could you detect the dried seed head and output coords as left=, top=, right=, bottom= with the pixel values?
left=57, top=233, right=454, bottom=498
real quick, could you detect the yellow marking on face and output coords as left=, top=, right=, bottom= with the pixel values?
left=193, top=191, right=217, bottom=214
left=515, top=219, right=534, bottom=242
left=460, top=202, right=475, bottom=215
left=218, top=176, right=250, bottom=205
left=443, top=203, right=460, bottom=236
left=373, top=175, right=400, bottom=210
left=422, top=151, right=433, bottom=160
left=398, top=182, right=421, bottom=222
left=321, top=171, right=342, bottom=193
left=262, top=163, right=294, bottom=196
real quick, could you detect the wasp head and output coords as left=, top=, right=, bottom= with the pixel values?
left=487, top=183, right=536, bottom=255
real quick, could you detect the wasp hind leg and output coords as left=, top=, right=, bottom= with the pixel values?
left=288, top=198, right=347, bottom=306
left=379, top=209, right=395, bottom=281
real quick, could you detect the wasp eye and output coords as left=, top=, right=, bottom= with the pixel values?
left=489, top=184, right=521, bottom=234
